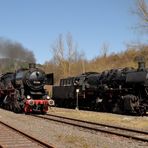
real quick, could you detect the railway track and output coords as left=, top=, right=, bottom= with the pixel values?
left=0, top=121, right=55, bottom=148
left=32, top=113, right=148, bottom=143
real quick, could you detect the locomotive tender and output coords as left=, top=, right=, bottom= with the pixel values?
left=0, top=63, right=54, bottom=114
left=53, top=59, right=148, bottom=115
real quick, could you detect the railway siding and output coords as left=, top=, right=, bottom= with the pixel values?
left=48, top=107, right=148, bottom=130
left=32, top=114, right=148, bottom=143
left=0, top=108, right=148, bottom=148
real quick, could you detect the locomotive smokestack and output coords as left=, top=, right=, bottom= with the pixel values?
left=135, top=56, right=145, bottom=71
left=138, top=61, right=145, bottom=71
left=29, top=63, right=36, bottom=69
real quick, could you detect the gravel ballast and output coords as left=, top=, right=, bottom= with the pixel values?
left=0, top=108, right=148, bottom=148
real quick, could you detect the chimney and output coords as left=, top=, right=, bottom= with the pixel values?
left=29, top=63, right=36, bottom=69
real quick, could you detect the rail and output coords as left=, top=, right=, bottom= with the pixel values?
left=31, top=113, right=148, bottom=143
left=0, top=120, right=55, bottom=148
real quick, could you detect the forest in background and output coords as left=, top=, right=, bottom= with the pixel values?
left=43, top=43, right=148, bottom=84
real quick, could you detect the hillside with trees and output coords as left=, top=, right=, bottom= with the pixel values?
left=43, top=42, right=148, bottom=84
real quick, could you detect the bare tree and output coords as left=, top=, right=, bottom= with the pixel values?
left=100, top=42, right=109, bottom=57
left=50, top=34, right=69, bottom=78
left=50, top=33, right=86, bottom=81
left=134, top=0, right=148, bottom=32
left=80, top=51, right=86, bottom=73
left=51, top=34, right=65, bottom=65
left=66, top=32, right=73, bottom=76
left=66, top=32, right=78, bottom=76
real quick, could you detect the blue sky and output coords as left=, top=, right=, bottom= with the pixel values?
left=0, top=0, right=147, bottom=64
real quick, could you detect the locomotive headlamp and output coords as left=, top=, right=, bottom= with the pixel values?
left=27, top=95, right=31, bottom=100
left=76, top=89, right=79, bottom=93
left=46, top=96, right=50, bottom=100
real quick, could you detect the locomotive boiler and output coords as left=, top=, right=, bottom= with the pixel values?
left=0, top=63, right=54, bottom=114
left=52, top=59, right=148, bottom=115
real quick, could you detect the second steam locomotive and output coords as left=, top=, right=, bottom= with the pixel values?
left=0, top=63, right=54, bottom=114
left=53, top=59, right=148, bottom=115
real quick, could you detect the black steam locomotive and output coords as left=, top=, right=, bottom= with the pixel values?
left=0, top=63, right=54, bottom=113
left=53, top=59, right=148, bottom=115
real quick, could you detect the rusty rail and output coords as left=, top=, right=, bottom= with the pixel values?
left=0, top=121, right=55, bottom=148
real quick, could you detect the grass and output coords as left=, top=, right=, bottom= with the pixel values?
left=48, top=107, right=148, bottom=130
left=57, top=133, right=91, bottom=148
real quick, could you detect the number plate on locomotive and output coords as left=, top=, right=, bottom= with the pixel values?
left=33, top=81, right=40, bottom=84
